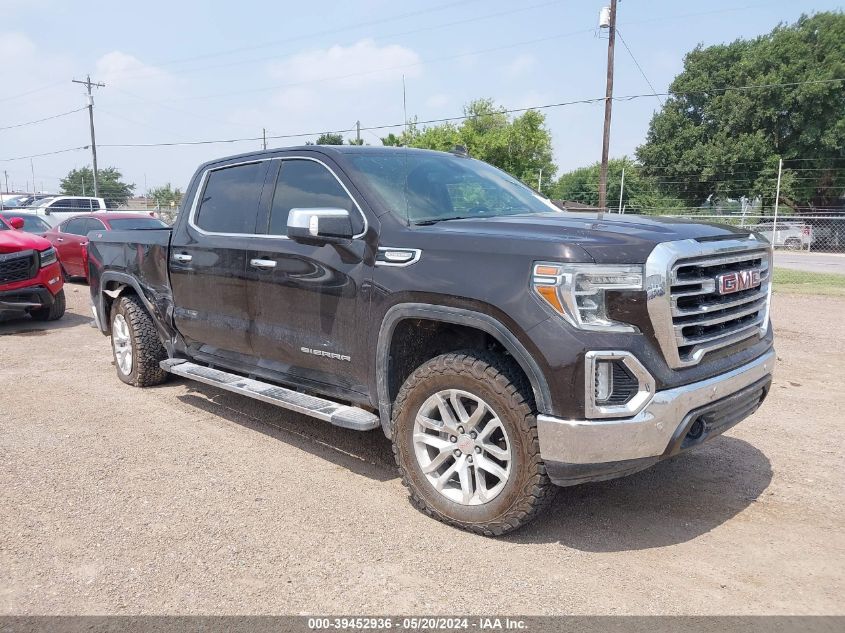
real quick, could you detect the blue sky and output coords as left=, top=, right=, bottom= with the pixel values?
left=0, top=0, right=837, bottom=196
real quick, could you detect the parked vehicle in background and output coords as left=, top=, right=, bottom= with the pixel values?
left=44, top=213, right=167, bottom=281
left=13, top=194, right=55, bottom=208
left=0, top=215, right=65, bottom=321
left=23, top=196, right=108, bottom=227
left=0, top=195, right=29, bottom=209
left=751, top=221, right=813, bottom=250
left=88, top=146, right=775, bottom=535
left=0, top=212, right=51, bottom=236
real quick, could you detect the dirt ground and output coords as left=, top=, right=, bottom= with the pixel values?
left=0, top=284, right=843, bottom=615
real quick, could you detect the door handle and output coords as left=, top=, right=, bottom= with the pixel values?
left=172, top=253, right=193, bottom=264
left=250, top=258, right=277, bottom=270
left=56, top=238, right=64, bottom=243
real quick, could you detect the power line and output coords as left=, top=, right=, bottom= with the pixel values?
left=615, top=29, right=663, bottom=106
left=0, top=81, right=65, bottom=104
left=0, top=107, right=87, bottom=132
left=92, top=78, right=845, bottom=149
left=0, top=146, right=89, bottom=162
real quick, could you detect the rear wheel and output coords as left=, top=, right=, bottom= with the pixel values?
left=392, top=351, right=555, bottom=536
left=110, top=295, right=168, bottom=387
left=29, top=289, right=65, bottom=321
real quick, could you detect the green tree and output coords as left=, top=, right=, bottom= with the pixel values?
left=149, top=183, right=183, bottom=208
left=382, top=99, right=557, bottom=191
left=550, top=158, right=685, bottom=213
left=314, top=132, right=345, bottom=145
left=60, top=166, right=135, bottom=208
left=637, top=12, right=845, bottom=211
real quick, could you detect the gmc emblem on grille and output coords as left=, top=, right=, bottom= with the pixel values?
left=717, top=269, right=761, bottom=295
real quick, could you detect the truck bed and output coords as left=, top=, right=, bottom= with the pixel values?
left=88, top=228, right=173, bottom=333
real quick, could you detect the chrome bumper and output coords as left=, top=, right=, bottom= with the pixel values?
left=537, top=349, right=775, bottom=465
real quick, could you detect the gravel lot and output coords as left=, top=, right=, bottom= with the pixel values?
left=1, top=284, right=843, bottom=615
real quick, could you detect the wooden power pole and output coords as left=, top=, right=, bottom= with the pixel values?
left=598, top=0, right=617, bottom=211
left=72, top=75, right=105, bottom=197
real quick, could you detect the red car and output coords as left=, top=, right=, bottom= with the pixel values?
left=44, top=213, right=167, bottom=280
left=0, top=215, right=65, bottom=321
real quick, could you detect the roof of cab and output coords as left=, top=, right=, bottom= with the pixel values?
left=197, top=144, right=462, bottom=172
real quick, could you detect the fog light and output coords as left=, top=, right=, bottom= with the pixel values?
left=585, top=351, right=655, bottom=419
left=595, top=360, right=613, bottom=402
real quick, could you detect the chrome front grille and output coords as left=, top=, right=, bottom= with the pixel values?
left=671, top=248, right=770, bottom=364
left=646, top=236, right=772, bottom=369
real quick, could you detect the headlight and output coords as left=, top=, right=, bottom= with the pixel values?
left=39, top=247, right=58, bottom=268
left=532, top=262, right=643, bottom=332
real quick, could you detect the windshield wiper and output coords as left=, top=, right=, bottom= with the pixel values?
left=413, top=216, right=471, bottom=226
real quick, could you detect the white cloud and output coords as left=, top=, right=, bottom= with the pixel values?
left=95, top=51, right=174, bottom=91
left=268, top=39, right=422, bottom=90
left=424, top=93, right=449, bottom=109
left=504, top=53, right=536, bottom=78
left=0, top=31, right=36, bottom=59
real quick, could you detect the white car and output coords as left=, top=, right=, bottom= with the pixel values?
left=752, top=221, right=814, bottom=250
left=24, top=196, right=109, bottom=227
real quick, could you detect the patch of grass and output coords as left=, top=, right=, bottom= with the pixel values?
left=773, top=268, right=845, bottom=295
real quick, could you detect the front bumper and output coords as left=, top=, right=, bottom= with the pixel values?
left=537, top=348, right=774, bottom=486
left=0, top=285, right=57, bottom=312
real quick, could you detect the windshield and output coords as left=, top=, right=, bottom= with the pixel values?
left=0, top=213, right=50, bottom=232
left=346, top=151, right=558, bottom=224
left=107, top=217, right=168, bottom=230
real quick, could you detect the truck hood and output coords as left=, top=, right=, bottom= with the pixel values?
left=0, top=229, right=51, bottom=254
left=427, top=212, right=755, bottom=263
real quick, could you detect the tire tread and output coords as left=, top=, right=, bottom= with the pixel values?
left=391, top=350, right=556, bottom=536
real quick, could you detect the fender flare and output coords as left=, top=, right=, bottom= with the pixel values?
left=95, top=272, right=157, bottom=334
left=375, top=302, right=552, bottom=438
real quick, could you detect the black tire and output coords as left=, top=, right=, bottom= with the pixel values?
left=785, top=238, right=801, bottom=251
left=392, top=351, right=555, bottom=536
left=110, top=294, right=169, bottom=387
left=29, top=288, right=65, bottom=321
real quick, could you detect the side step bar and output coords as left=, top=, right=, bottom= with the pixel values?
left=160, top=359, right=380, bottom=432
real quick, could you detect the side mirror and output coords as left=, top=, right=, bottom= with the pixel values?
left=287, top=208, right=354, bottom=244
left=9, top=217, right=25, bottom=230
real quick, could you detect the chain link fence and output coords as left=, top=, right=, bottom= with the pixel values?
left=646, top=211, right=845, bottom=295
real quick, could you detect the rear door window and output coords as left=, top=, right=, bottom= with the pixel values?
left=195, top=162, right=268, bottom=234
left=63, top=218, right=88, bottom=235
left=84, top=218, right=106, bottom=232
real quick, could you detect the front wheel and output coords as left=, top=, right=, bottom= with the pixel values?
left=392, top=351, right=555, bottom=536
left=110, top=295, right=168, bottom=387
left=29, top=289, right=65, bottom=321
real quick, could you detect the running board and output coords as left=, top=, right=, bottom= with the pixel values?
left=160, top=359, right=380, bottom=431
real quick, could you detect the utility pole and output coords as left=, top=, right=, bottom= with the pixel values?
left=262, top=128, right=267, bottom=150
left=356, top=120, right=361, bottom=145
left=72, top=75, right=105, bottom=197
left=30, top=160, right=36, bottom=194
left=598, top=0, right=618, bottom=211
